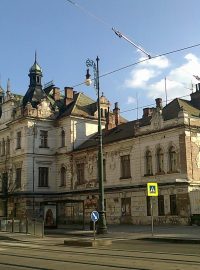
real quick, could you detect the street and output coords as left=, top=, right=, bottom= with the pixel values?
left=0, top=237, right=200, bottom=270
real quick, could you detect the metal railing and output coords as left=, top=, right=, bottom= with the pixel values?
left=0, top=218, right=44, bottom=237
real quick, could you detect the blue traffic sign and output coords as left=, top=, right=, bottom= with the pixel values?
left=91, top=211, right=99, bottom=222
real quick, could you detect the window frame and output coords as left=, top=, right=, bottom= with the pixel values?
left=15, top=168, right=22, bottom=189
left=120, top=154, right=131, bottom=179
left=146, top=196, right=151, bottom=216
left=76, top=162, right=85, bottom=185
left=40, top=130, right=48, bottom=148
left=60, top=167, right=66, bottom=187
left=121, top=197, right=131, bottom=216
left=169, top=146, right=178, bottom=172
left=38, top=167, right=49, bottom=187
left=157, top=148, right=164, bottom=173
left=145, top=150, right=153, bottom=176
left=16, top=131, right=21, bottom=149
left=170, top=194, right=177, bottom=215
left=61, top=130, right=65, bottom=147
left=158, top=195, right=165, bottom=216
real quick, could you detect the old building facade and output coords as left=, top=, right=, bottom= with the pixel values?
left=0, top=57, right=200, bottom=226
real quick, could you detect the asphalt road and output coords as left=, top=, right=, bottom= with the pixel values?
left=0, top=238, right=200, bottom=270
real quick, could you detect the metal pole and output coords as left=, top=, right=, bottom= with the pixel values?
left=151, top=197, right=154, bottom=236
left=96, top=57, right=107, bottom=234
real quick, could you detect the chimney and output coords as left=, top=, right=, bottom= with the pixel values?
left=143, top=108, right=153, bottom=118
left=190, top=83, right=200, bottom=109
left=196, top=83, right=200, bottom=92
left=52, top=87, right=60, bottom=101
left=113, top=102, right=120, bottom=126
left=64, top=87, right=74, bottom=106
left=105, top=107, right=116, bottom=131
left=155, top=98, right=163, bottom=109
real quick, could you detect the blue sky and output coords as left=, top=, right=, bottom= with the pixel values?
left=1, top=0, right=200, bottom=120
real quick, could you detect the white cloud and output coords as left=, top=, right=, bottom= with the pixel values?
left=124, top=68, right=158, bottom=88
left=148, top=78, right=186, bottom=101
left=140, top=55, right=170, bottom=69
left=127, top=96, right=136, bottom=104
left=124, top=53, right=200, bottom=103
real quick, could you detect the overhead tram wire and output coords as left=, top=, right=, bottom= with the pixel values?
left=65, top=0, right=151, bottom=58
left=71, top=42, right=200, bottom=89
left=1, top=42, right=200, bottom=116
left=65, top=0, right=110, bottom=28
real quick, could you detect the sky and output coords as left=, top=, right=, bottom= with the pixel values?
left=1, top=0, right=200, bottom=120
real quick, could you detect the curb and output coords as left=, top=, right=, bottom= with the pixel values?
left=64, top=239, right=112, bottom=247
left=140, top=237, right=200, bottom=244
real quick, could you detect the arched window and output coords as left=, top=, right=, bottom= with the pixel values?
left=60, top=167, right=66, bottom=187
left=61, top=130, right=65, bottom=147
left=157, top=148, right=164, bottom=173
left=169, top=146, right=178, bottom=172
left=145, top=150, right=153, bottom=175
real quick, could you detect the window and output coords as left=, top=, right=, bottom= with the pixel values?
left=6, top=137, right=10, bottom=155
left=16, top=168, right=22, bottom=189
left=170, top=194, right=177, bottom=215
left=169, top=146, right=178, bottom=172
left=2, top=172, right=8, bottom=194
left=76, top=163, right=85, bottom=184
left=2, top=139, right=5, bottom=156
left=16, top=132, right=21, bottom=149
left=146, top=196, right=151, bottom=216
left=157, top=148, right=164, bottom=173
left=40, top=130, right=48, bottom=148
left=61, top=130, right=65, bottom=147
left=158, top=195, right=165, bottom=216
left=145, top=150, right=153, bottom=175
left=38, top=167, right=49, bottom=187
left=60, top=167, right=66, bottom=186
left=120, top=155, right=131, bottom=179
left=121, top=198, right=131, bottom=216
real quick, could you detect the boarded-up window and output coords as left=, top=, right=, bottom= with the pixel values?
left=121, top=198, right=131, bottom=216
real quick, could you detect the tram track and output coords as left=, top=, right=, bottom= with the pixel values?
left=0, top=241, right=200, bottom=269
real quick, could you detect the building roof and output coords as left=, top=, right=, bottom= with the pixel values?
left=162, top=98, right=200, bottom=120
left=75, top=96, right=200, bottom=152
left=58, top=92, right=97, bottom=118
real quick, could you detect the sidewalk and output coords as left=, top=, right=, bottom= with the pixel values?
left=1, top=224, right=200, bottom=245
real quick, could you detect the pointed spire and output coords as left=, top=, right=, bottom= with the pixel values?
left=35, top=50, right=37, bottom=63
left=6, top=78, right=11, bottom=95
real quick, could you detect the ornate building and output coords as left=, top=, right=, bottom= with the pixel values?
left=0, top=56, right=200, bottom=226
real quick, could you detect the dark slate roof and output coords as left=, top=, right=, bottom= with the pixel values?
left=162, top=98, right=200, bottom=120
left=75, top=97, right=200, bottom=151
left=58, top=92, right=96, bottom=118
left=76, top=120, right=137, bottom=151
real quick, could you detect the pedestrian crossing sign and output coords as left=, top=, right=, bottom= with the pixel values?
left=147, top=182, right=158, bottom=196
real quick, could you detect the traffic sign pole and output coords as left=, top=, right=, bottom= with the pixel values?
left=91, top=211, right=99, bottom=241
left=147, top=183, right=158, bottom=237
left=151, top=197, right=154, bottom=236
left=93, top=221, right=96, bottom=241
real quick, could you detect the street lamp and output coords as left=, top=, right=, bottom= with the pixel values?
left=85, top=56, right=107, bottom=234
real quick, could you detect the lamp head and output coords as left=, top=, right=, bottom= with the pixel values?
left=85, top=68, right=92, bottom=86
